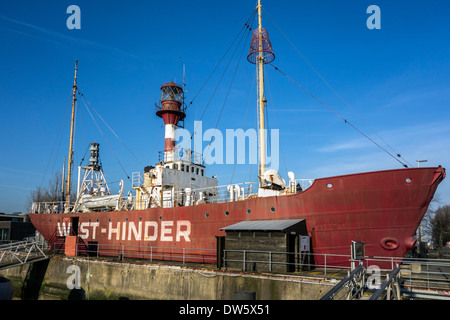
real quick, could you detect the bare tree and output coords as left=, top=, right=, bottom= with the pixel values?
left=421, top=194, right=441, bottom=241
left=27, top=172, right=64, bottom=211
left=431, top=205, right=450, bottom=257
left=46, top=172, right=63, bottom=201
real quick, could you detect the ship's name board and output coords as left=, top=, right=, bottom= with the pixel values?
left=57, top=220, right=191, bottom=242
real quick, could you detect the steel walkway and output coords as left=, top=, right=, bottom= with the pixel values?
left=321, top=260, right=450, bottom=300
left=0, top=240, right=50, bottom=271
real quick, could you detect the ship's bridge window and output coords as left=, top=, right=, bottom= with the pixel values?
left=201, top=169, right=204, bottom=176
left=196, top=168, right=199, bottom=175
left=174, top=164, right=178, bottom=170
left=191, top=166, right=195, bottom=173
left=187, top=165, right=190, bottom=173
left=181, top=164, right=185, bottom=171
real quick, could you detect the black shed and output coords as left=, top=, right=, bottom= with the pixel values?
left=219, top=219, right=309, bottom=273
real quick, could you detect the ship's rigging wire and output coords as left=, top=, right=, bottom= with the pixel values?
left=78, top=90, right=145, bottom=168
left=78, top=91, right=133, bottom=182
left=188, top=10, right=257, bottom=155
left=265, top=67, right=289, bottom=178
left=229, top=72, right=256, bottom=184
left=269, top=63, right=409, bottom=168
left=185, top=8, right=257, bottom=114
left=145, top=127, right=165, bottom=166
left=78, top=143, right=91, bottom=167
left=203, top=9, right=256, bottom=159
left=262, top=7, right=412, bottom=168
left=199, top=11, right=256, bottom=125
left=39, top=93, right=73, bottom=190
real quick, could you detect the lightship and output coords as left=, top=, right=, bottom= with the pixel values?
left=29, top=1, right=445, bottom=268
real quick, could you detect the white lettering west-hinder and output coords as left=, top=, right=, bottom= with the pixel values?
left=68, top=220, right=191, bottom=242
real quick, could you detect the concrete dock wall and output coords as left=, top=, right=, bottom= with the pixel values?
left=0, top=256, right=335, bottom=300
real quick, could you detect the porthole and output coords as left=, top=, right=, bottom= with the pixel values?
left=139, top=217, right=142, bottom=221
left=406, top=178, right=411, bottom=183
left=108, top=218, right=111, bottom=222
left=158, top=216, right=162, bottom=220
left=225, top=211, right=230, bottom=216
left=327, top=183, right=333, bottom=188
left=380, top=237, right=399, bottom=250
left=246, top=209, right=252, bottom=214
left=125, top=217, right=128, bottom=222
left=205, top=212, right=209, bottom=217
left=96, top=219, right=99, bottom=222
left=270, top=207, right=276, bottom=213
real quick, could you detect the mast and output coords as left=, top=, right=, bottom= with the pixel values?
left=247, top=0, right=275, bottom=186
left=257, top=0, right=266, bottom=181
left=61, top=157, right=66, bottom=201
left=66, top=60, right=78, bottom=202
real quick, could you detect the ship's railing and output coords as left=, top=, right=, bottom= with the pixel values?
left=158, top=147, right=203, bottom=165
left=32, top=179, right=316, bottom=213
left=172, top=181, right=259, bottom=206
left=170, top=179, right=315, bottom=206
left=132, top=172, right=143, bottom=189
left=31, top=201, right=75, bottom=214
left=294, top=179, right=315, bottom=191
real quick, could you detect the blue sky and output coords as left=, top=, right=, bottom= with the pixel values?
left=1, top=0, right=449, bottom=214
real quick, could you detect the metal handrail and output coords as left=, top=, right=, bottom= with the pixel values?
left=370, top=266, right=402, bottom=300
left=320, top=264, right=365, bottom=300
left=31, top=201, right=75, bottom=214
left=0, top=240, right=49, bottom=270
left=52, top=242, right=217, bottom=264
left=223, top=248, right=353, bottom=275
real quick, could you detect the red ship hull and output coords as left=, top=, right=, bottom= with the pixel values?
left=29, top=166, right=445, bottom=268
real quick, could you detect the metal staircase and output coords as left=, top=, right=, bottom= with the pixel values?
left=48, top=228, right=89, bottom=256
left=321, top=260, right=450, bottom=300
left=320, top=264, right=367, bottom=300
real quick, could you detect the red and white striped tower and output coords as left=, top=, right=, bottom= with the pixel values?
left=156, top=82, right=186, bottom=161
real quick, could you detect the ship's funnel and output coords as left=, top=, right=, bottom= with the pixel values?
left=247, top=28, right=275, bottom=64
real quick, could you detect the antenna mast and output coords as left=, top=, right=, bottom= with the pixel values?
left=66, top=59, right=78, bottom=202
